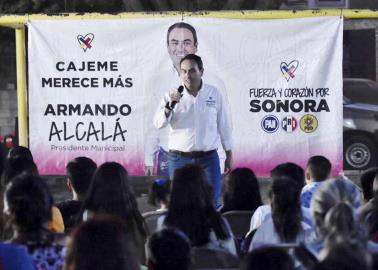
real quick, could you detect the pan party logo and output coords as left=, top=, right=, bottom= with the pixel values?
left=300, top=114, right=318, bottom=133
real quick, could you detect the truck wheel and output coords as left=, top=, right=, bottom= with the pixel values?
left=344, top=135, right=377, bottom=170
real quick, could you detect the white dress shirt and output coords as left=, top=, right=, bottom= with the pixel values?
left=144, top=66, right=230, bottom=166
left=153, top=82, right=232, bottom=152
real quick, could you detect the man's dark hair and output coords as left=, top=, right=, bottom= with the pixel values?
left=66, top=157, right=97, bottom=196
left=241, top=247, right=294, bottom=270
left=180, top=54, right=203, bottom=71
left=147, top=228, right=191, bottom=270
left=307, top=155, right=332, bottom=182
left=360, top=167, right=378, bottom=201
left=271, top=162, right=305, bottom=187
left=167, top=22, right=198, bottom=46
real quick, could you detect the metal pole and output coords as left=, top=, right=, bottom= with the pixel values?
left=15, top=27, right=28, bottom=147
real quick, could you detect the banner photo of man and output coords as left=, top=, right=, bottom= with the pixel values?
left=28, top=16, right=343, bottom=176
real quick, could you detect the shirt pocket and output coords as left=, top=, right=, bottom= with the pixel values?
left=202, top=103, right=217, bottom=128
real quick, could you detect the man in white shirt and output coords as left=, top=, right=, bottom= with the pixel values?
left=144, top=22, right=229, bottom=177
left=144, top=22, right=198, bottom=177
left=153, top=54, right=232, bottom=207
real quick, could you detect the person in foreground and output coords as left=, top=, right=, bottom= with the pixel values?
left=146, top=227, right=191, bottom=270
left=249, top=177, right=313, bottom=251
left=157, top=164, right=237, bottom=256
left=79, top=162, right=148, bottom=262
left=4, top=173, right=64, bottom=270
left=64, top=216, right=140, bottom=270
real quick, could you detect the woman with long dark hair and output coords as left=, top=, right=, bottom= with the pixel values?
left=64, top=216, right=140, bottom=270
left=161, top=164, right=236, bottom=255
left=4, top=173, right=64, bottom=270
left=80, top=162, right=148, bottom=262
left=249, top=177, right=313, bottom=250
left=220, top=167, right=262, bottom=213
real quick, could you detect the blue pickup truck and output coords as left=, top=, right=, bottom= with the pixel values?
left=343, top=78, right=378, bottom=170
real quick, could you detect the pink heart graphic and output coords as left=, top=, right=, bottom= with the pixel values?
left=280, top=60, right=299, bottom=82
left=77, top=33, right=94, bottom=52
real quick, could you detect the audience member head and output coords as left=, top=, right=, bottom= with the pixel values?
left=169, top=164, right=212, bottom=211
left=66, top=157, right=97, bottom=200
left=147, top=178, right=170, bottom=210
left=313, top=243, right=370, bottom=270
left=165, top=164, right=229, bottom=246
left=323, top=201, right=364, bottom=253
left=241, top=247, right=294, bottom=270
left=6, top=146, right=33, bottom=160
left=146, top=228, right=191, bottom=270
left=82, top=162, right=147, bottom=253
left=1, top=157, right=38, bottom=189
left=64, top=216, right=139, bottom=270
left=306, top=155, right=332, bottom=183
left=84, top=162, right=134, bottom=217
left=271, top=162, right=305, bottom=187
left=222, top=167, right=262, bottom=212
left=270, top=177, right=302, bottom=242
left=310, top=178, right=362, bottom=241
left=359, top=167, right=378, bottom=202
left=4, top=173, right=52, bottom=233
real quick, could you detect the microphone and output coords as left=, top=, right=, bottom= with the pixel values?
left=170, top=85, right=184, bottom=109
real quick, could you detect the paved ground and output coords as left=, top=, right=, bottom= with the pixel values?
left=46, top=170, right=362, bottom=214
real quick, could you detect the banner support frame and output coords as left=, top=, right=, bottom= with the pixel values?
left=1, top=9, right=378, bottom=149
left=15, top=27, right=28, bottom=147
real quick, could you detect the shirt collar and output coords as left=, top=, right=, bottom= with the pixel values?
left=184, top=80, right=203, bottom=95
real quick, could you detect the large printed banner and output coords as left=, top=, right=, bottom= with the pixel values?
left=28, top=16, right=343, bottom=175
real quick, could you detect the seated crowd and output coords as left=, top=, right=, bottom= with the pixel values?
left=0, top=146, right=378, bottom=269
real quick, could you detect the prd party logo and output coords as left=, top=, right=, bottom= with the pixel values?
left=282, top=116, right=298, bottom=133
left=300, top=114, right=318, bottom=133
left=261, top=115, right=279, bottom=133
left=280, top=60, right=299, bottom=82
left=77, top=33, right=94, bottom=52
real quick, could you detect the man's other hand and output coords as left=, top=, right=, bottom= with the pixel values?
left=224, top=150, right=233, bottom=174
left=145, top=166, right=154, bottom=176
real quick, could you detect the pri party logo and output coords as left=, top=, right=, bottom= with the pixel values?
left=282, top=116, right=298, bottom=133
left=280, top=60, right=299, bottom=82
left=77, top=33, right=94, bottom=52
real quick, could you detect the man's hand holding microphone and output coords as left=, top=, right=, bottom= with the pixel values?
left=165, top=85, right=184, bottom=117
